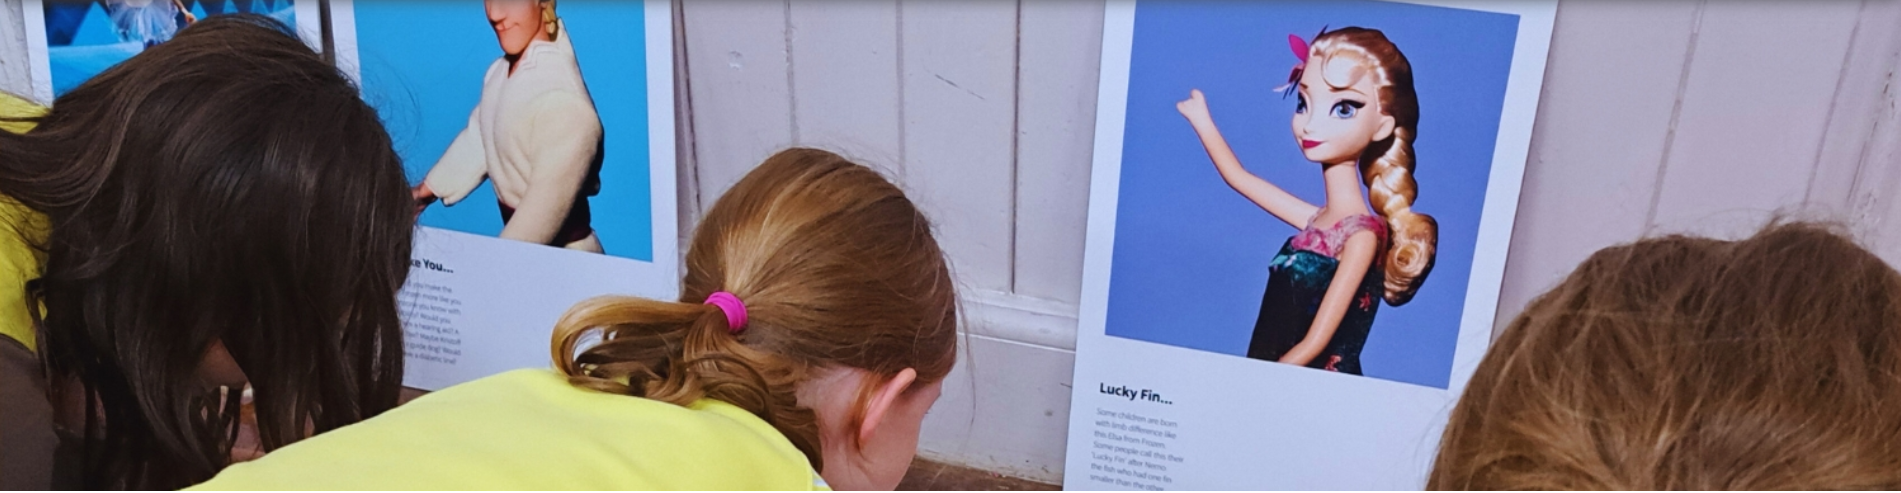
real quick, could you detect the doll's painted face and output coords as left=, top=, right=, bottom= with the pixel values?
left=1292, top=51, right=1396, bottom=165
left=485, top=0, right=546, bottom=57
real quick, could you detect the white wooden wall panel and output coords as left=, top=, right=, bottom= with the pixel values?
left=1494, top=1, right=1701, bottom=329
left=788, top=0, right=904, bottom=169
left=1859, top=92, right=1901, bottom=262
left=899, top=0, right=1019, bottom=294
left=1013, top=0, right=1103, bottom=304
left=680, top=1, right=793, bottom=211
left=1811, top=0, right=1901, bottom=225
left=918, top=334, right=1075, bottom=481
left=1846, top=3, right=1901, bottom=264
left=0, top=0, right=27, bottom=95
left=1649, top=1, right=1865, bottom=236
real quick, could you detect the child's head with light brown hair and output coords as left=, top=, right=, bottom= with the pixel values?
left=549, top=148, right=957, bottom=490
left=1431, top=222, right=1901, bottom=490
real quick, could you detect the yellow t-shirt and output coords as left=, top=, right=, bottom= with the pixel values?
left=0, top=92, right=48, bottom=352
left=191, top=369, right=830, bottom=490
left=0, top=91, right=41, bottom=134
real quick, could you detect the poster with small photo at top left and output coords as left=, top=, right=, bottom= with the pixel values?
left=21, top=0, right=326, bottom=104
left=327, top=0, right=678, bottom=391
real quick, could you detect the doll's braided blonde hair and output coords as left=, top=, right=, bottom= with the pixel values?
left=1311, top=27, right=1437, bottom=306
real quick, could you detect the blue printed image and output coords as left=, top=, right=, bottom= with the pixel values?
left=353, top=1, right=654, bottom=261
left=1104, top=0, right=1520, bottom=389
left=41, top=0, right=295, bottom=96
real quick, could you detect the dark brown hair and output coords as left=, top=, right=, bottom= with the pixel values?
left=0, top=15, right=412, bottom=489
left=1431, top=222, right=1901, bottom=490
left=551, top=148, right=958, bottom=472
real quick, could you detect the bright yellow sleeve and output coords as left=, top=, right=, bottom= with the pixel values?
left=0, top=93, right=48, bottom=351
left=0, top=92, right=44, bottom=134
left=190, top=369, right=827, bottom=490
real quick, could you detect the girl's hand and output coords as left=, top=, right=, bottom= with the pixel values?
left=1177, top=89, right=1212, bottom=126
left=231, top=386, right=264, bottom=463
left=411, top=183, right=437, bottom=218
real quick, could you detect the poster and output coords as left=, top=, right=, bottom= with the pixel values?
left=1065, top=1, right=1553, bottom=489
left=21, top=0, right=325, bottom=103
left=330, top=0, right=678, bottom=390
left=19, top=0, right=677, bottom=390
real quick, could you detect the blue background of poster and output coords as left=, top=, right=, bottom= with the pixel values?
left=1103, top=0, right=1518, bottom=389
left=354, top=1, right=654, bottom=261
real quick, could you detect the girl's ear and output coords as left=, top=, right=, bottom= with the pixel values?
left=1375, top=114, right=1396, bottom=142
left=855, top=368, right=920, bottom=445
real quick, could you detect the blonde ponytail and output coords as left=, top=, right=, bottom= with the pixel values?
left=547, top=148, right=959, bottom=473
left=551, top=295, right=821, bottom=468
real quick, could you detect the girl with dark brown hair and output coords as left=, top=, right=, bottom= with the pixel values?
left=1431, top=222, right=1901, bottom=490
left=0, top=15, right=413, bottom=490
left=194, top=148, right=959, bottom=490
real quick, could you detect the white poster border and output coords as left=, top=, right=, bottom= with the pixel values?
left=324, top=0, right=679, bottom=390
left=1064, top=1, right=1555, bottom=489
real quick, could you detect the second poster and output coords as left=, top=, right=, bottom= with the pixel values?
left=1066, top=0, right=1555, bottom=488
left=328, top=0, right=679, bottom=390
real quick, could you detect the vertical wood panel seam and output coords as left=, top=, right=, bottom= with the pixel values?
left=676, top=0, right=705, bottom=215
left=1803, top=0, right=1872, bottom=205
left=784, top=0, right=800, bottom=144
left=896, top=1, right=908, bottom=180
left=1008, top=0, right=1024, bottom=293
left=1846, top=41, right=1901, bottom=220
left=1644, top=0, right=1709, bottom=232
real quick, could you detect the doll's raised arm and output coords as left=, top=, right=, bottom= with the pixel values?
left=1177, top=89, right=1318, bottom=229
left=421, top=105, right=490, bottom=207
left=1279, top=230, right=1378, bottom=367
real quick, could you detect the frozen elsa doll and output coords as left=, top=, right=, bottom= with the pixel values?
left=105, top=0, right=196, bottom=47
left=413, top=0, right=607, bottom=253
left=1177, top=27, right=1437, bottom=375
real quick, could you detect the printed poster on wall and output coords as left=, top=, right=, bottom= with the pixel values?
left=19, top=0, right=677, bottom=390
left=329, top=0, right=678, bottom=390
left=1065, top=1, right=1554, bottom=489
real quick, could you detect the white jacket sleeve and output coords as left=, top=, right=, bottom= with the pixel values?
left=422, top=106, right=489, bottom=206
left=495, top=90, right=602, bottom=244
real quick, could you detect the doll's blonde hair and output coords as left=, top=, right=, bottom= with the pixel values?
left=1310, top=28, right=1437, bottom=306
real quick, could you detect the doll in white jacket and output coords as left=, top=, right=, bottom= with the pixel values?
left=413, top=0, right=606, bottom=253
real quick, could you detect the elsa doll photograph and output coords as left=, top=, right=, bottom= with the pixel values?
left=1101, top=1, right=1523, bottom=389
left=37, top=0, right=297, bottom=97
left=1176, top=27, right=1436, bottom=376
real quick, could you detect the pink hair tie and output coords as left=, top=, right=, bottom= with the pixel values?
left=703, top=291, right=748, bottom=333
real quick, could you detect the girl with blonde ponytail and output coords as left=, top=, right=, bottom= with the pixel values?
left=1176, top=26, right=1436, bottom=375
left=192, top=148, right=959, bottom=491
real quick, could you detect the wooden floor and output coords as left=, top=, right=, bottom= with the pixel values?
left=897, top=458, right=1060, bottom=491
